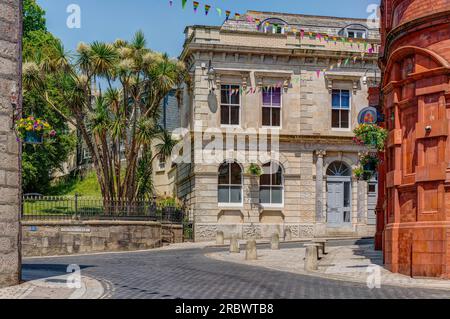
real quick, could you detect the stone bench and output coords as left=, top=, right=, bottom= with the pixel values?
left=312, top=239, right=327, bottom=255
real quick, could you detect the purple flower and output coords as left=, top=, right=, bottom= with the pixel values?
left=50, top=130, right=56, bottom=137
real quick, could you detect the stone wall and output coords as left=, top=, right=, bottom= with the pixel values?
left=0, top=0, right=21, bottom=288
left=22, top=221, right=183, bottom=257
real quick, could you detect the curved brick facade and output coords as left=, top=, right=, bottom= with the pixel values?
left=379, top=0, right=450, bottom=277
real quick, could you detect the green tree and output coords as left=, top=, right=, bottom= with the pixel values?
left=23, top=0, right=46, bottom=37
left=23, top=31, right=187, bottom=201
left=21, top=2, right=76, bottom=193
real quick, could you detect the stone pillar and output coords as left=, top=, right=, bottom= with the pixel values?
left=315, top=150, right=326, bottom=222
left=271, top=233, right=279, bottom=250
left=0, top=0, right=21, bottom=288
left=245, top=240, right=257, bottom=260
left=357, top=179, right=366, bottom=223
left=229, top=235, right=240, bottom=253
left=216, top=231, right=224, bottom=245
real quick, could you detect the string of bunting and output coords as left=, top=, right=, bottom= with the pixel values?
left=169, top=0, right=379, bottom=55
left=225, top=51, right=373, bottom=96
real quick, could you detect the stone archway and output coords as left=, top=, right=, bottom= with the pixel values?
left=0, top=0, right=21, bottom=288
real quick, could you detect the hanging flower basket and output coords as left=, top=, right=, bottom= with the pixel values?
left=15, top=116, right=56, bottom=144
left=353, top=123, right=388, bottom=152
left=247, top=163, right=262, bottom=177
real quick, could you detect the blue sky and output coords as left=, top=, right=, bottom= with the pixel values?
left=37, top=0, right=380, bottom=57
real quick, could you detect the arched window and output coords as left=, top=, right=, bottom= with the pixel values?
left=261, top=18, right=287, bottom=34
left=218, top=161, right=243, bottom=205
left=339, top=24, right=368, bottom=39
left=260, top=162, right=284, bottom=205
left=327, top=161, right=351, bottom=177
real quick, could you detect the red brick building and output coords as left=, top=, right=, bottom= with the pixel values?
left=378, top=0, right=450, bottom=277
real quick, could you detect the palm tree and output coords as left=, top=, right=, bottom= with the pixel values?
left=22, top=31, right=186, bottom=202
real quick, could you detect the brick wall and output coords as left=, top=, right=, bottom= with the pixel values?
left=0, top=0, right=21, bottom=288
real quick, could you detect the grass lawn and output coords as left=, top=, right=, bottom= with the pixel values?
left=49, top=170, right=102, bottom=196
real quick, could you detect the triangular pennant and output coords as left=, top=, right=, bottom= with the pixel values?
left=235, top=13, right=241, bottom=19
left=225, top=10, right=231, bottom=20
left=216, top=8, right=222, bottom=16
left=182, top=0, right=187, bottom=9
left=193, top=1, right=199, bottom=13
left=204, top=4, right=210, bottom=15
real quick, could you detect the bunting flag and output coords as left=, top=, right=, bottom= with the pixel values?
left=169, top=0, right=173, bottom=7
left=353, top=56, right=357, bottom=63
left=235, top=13, right=241, bottom=19
left=300, top=29, right=304, bottom=39
left=205, top=4, right=210, bottom=15
left=225, top=10, right=231, bottom=20
left=246, top=15, right=254, bottom=23
left=344, top=58, right=350, bottom=65
left=316, top=70, right=321, bottom=78
left=216, top=8, right=222, bottom=16
left=182, top=0, right=187, bottom=9
left=193, top=1, right=199, bottom=12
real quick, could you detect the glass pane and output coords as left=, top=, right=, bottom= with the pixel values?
left=218, top=163, right=229, bottom=185
left=262, top=89, right=271, bottom=105
left=271, top=187, right=283, bottom=204
left=230, top=86, right=240, bottom=104
left=260, top=173, right=271, bottom=186
left=272, top=88, right=281, bottom=106
left=230, top=106, right=240, bottom=125
left=221, top=105, right=229, bottom=125
left=341, top=90, right=350, bottom=108
left=221, top=86, right=230, bottom=104
left=218, top=186, right=229, bottom=203
left=259, top=187, right=271, bottom=204
left=230, top=162, right=242, bottom=185
left=262, top=108, right=271, bottom=126
left=272, top=108, right=281, bottom=127
left=344, top=182, right=351, bottom=207
left=273, top=169, right=282, bottom=186
left=230, top=186, right=242, bottom=203
left=332, top=90, right=341, bottom=107
left=332, top=110, right=340, bottom=128
left=341, top=110, right=350, bottom=128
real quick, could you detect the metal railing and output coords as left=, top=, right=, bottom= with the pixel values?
left=22, top=195, right=184, bottom=223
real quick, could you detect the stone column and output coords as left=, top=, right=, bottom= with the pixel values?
left=0, top=0, right=21, bottom=288
left=315, top=150, right=326, bottom=223
left=357, top=179, right=366, bottom=223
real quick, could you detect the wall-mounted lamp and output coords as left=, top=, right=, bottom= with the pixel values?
left=363, top=69, right=378, bottom=86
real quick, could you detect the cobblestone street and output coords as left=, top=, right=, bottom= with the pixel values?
left=21, top=239, right=450, bottom=299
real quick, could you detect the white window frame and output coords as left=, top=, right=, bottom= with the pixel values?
left=262, top=87, right=282, bottom=129
left=259, top=162, right=284, bottom=208
left=218, top=162, right=244, bottom=208
left=220, top=84, right=241, bottom=128
left=331, top=89, right=352, bottom=131
left=157, top=154, right=166, bottom=172
left=347, top=29, right=367, bottom=39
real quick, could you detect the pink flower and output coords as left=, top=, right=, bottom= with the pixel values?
left=50, top=130, right=56, bottom=137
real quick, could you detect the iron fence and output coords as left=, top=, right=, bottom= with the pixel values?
left=22, top=195, right=184, bottom=223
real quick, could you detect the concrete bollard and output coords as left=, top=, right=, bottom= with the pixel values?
left=245, top=239, right=257, bottom=260
left=284, top=228, right=292, bottom=241
left=304, top=244, right=319, bottom=271
left=229, top=235, right=240, bottom=253
left=216, top=231, right=224, bottom=245
left=271, top=233, right=280, bottom=250
left=313, top=239, right=327, bottom=255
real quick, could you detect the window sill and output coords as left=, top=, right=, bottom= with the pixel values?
left=220, top=125, right=241, bottom=129
left=331, top=128, right=352, bottom=132
left=218, top=203, right=244, bottom=209
left=259, top=203, right=284, bottom=209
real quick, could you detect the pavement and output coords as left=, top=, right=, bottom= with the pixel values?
left=3, top=238, right=449, bottom=299
left=207, top=240, right=450, bottom=291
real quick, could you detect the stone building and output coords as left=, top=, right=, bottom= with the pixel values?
left=379, top=0, right=450, bottom=277
left=177, top=11, right=381, bottom=241
left=0, top=0, right=21, bottom=287
left=152, top=89, right=180, bottom=197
